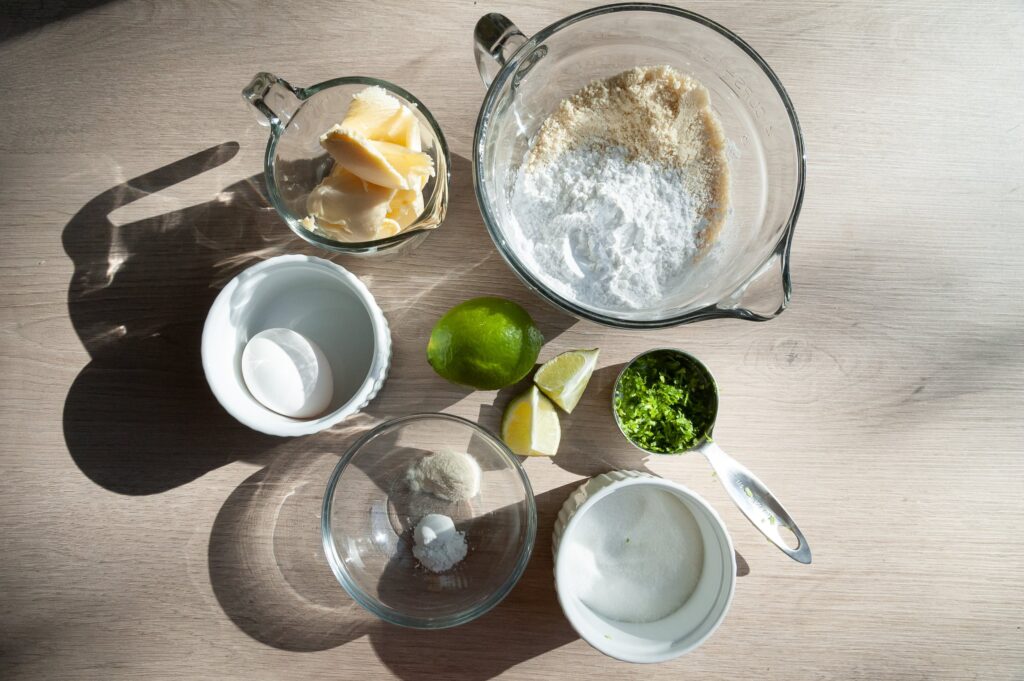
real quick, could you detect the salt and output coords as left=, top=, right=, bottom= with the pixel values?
left=565, top=487, right=704, bottom=623
left=412, top=513, right=468, bottom=573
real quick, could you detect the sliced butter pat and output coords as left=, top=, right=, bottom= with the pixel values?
left=301, top=215, right=355, bottom=241
left=301, top=215, right=398, bottom=242
left=342, top=86, right=422, bottom=150
left=380, top=105, right=421, bottom=151
left=342, top=86, right=400, bottom=136
left=320, top=126, right=409, bottom=189
left=387, top=188, right=425, bottom=229
left=378, top=218, right=402, bottom=238
left=373, top=139, right=434, bottom=186
left=305, top=166, right=395, bottom=240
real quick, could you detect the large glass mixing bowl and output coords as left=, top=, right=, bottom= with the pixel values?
left=472, top=3, right=805, bottom=328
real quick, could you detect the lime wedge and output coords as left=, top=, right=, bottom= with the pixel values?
left=533, top=349, right=600, bottom=413
left=501, top=386, right=561, bottom=457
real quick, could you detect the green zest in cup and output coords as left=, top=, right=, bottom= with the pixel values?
left=614, top=351, right=716, bottom=453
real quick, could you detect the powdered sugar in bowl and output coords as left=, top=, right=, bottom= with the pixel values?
left=472, top=4, right=805, bottom=328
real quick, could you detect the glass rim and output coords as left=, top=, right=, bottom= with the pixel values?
left=265, top=76, right=451, bottom=253
left=472, top=2, right=806, bottom=328
left=320, top=412, right=538, bottom=629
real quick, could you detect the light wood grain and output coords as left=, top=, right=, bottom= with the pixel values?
left=1, top=0, right=1023, bottom=679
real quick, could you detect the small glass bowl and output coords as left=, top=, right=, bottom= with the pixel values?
left=321, top=413, right=537, bottom=628
left=244, top=72, right=450, bottom=256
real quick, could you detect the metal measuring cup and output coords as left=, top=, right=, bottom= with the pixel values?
left=613, top=349, right=811, bottom=564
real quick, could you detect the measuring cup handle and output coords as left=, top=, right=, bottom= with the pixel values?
left=473, top=13, right=528, bottom=88
left=700, top=441, right=812, bottom=564
left=242, top=72, right=303, bottom=129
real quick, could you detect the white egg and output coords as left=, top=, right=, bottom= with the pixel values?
left=241, top=328, right=334, bottom=419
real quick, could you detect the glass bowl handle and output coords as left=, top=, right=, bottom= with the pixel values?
left=242, top=72, right=303, bottom=129
left=716, top=231, right=794, bottom=321
left=473, top=13, right=528, bottom=88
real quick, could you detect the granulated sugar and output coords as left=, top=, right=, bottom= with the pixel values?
left=509, top=65, right=730, bottom=312
left=565, top=487, right=704, bottom=623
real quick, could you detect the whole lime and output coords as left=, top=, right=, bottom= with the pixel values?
left=427, top=297, right=544, bottom=390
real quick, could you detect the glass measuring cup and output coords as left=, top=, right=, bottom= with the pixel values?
left=613, top=349, right=811, bottom=563
left=472, top=4, right=805, bottom=327
left=243, top=72, right=450, bottom=256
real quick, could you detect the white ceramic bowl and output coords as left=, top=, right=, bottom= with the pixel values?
left=202, top=255, right=390, bottom=436
left=553, top=470, right=736, bottom=663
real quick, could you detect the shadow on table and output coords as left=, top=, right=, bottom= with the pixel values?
left=60, top=143, right=297, bottom=495
left=60, top=145, right=560, bottom=496
left=0, top=0, right=116, bottom=42
left=207, top=445, right=379, bottom=651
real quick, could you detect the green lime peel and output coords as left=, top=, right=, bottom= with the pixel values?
left=614, top=351, right=716, bottom=453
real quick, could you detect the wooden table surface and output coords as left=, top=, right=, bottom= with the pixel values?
left=2, top=1, right=1022, bottom=679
